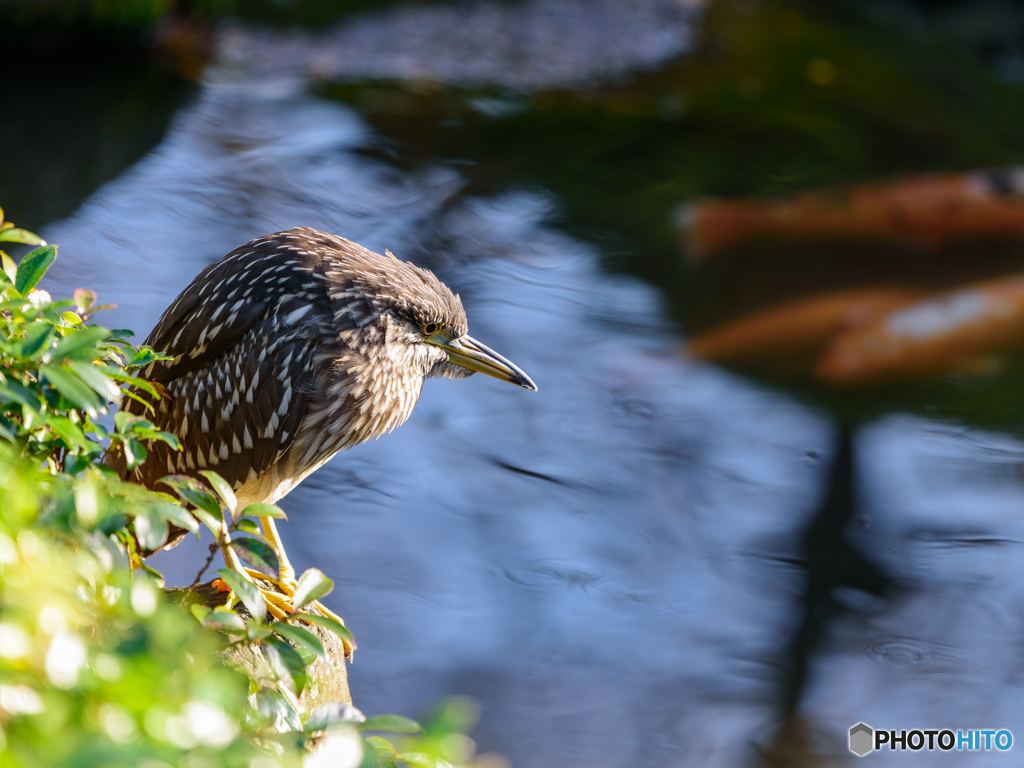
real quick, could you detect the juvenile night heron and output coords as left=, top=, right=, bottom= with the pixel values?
left=110, top=227, right=535, bottom=627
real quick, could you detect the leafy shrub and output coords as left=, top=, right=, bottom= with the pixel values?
left=0, top=214, right=483, bottom=768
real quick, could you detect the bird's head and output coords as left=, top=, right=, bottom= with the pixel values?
left=327, top=241, right=537, bottom=392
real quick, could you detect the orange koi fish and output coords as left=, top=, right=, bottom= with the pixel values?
left=683, top=168, right=1024, bottom=261
left=687, top=288, right=922, bottom=366
left=817, top=274, right=1024, bottom=385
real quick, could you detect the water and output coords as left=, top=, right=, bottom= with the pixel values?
left=19, top=0, right=1024, bottom=765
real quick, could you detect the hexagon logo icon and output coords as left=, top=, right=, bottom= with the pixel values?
left=849, top=723, right=874, bottom=757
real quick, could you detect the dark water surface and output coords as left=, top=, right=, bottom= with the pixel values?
left=20, top=1, right=1024, bottom=765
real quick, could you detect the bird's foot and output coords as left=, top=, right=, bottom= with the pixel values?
left=242, top=568, right=355, bottom=659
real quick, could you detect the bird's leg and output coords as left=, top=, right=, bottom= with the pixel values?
left=260, top=516, right=298, bottom=595
left=216, top=529, right=289, bottom=621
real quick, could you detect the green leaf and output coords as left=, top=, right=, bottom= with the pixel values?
left=229, top=537, right=280, bottom=580
left=0, top=252, right=16, bottom=283
left=190, top=604, right=212, bottom=623
left=44, top=414, right=90, bottom=452
left=157, top=475, right=223, bottom=518
left=191, top=507, right=223, bottom=537
left=0, top=228, right=44, bottom=245
left=67, top=360, right=121, bottom=402
left=255, top=687, right=302, bottom=732
left=15, top=245, right=56, bottom=294
left=49, top=326, right=109, bottom=361
left=292, top=568, right=333, bottom=610
left=18, top=322, right=53, bottom=358
left=134, top=506, right=169, bottom=551
left=359, top=716, right=424, bottom=734
left=63, top=453, right=88, bottom=475
left=235, top=519, right=259, bottom=535
left=264, top=638, right=309, bottom=695
left=273, top=623, right=325, bottom=658
left=0, top=380, right=43, bottom=410
left=127, top=348, right=161, bottom=368
left=396, top=752, right=452, bottom=768
left=215, top=568, right=267, bottom=623
left=125, top=438, right=147, bottom=469
left=152, top=502, right=200, bottom=535
left=305, top=702, right=365, bottom=732
left=200, top=470, right=237, bottom=516
left=40, top=364, right=104, bottom=417
left=103, top=368, right=160, bottom=398
left=295, top=612, right=354, bottom=645
left=239, top=502, right=288, bottom=520
left=366, top=736, right=399, bottom=761
left=247, top=622, right=272, bottom=642
left=203, top=606, right=246, bottom=632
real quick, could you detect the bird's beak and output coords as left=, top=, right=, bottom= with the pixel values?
left=434, top=334, right=538, bottom=391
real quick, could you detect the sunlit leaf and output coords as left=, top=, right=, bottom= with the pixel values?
left=44, top=414, right=90, bottom=452
left=229, top=537, right=280, bottom=580
left=127, top=348, right=161, bottom=368
left=366, top=736, right=399, bottom=760
left=255, top=687, right=302, bottom=733
left=0, top=251, right=16, bottom=283
left=49, top=326, right=110, bottom=361
left=292, top=568, right=333, bottom=610
left=0, top=228, right=45, bottom=245
left=203, top=606, right=246, bottom=632
left=67, top=360, right=121, bottom=402
left=125, top=438, right=147, bottom=469
left=215, top=568, right=267, bottom=623
left=109, top=375, right=160, bottom=401
left=152, top=502, right=200, bottom=535
left=157, top=475, right=223, bottom=517
left=200, top=470, right=237, bottom=516
left=247, top=622, right=272, bottom=642
left=263, top=637, right=309, bottom=695
left=190, top=604, right=212, bottom=622
left=14, top=245, right=55, bottom=294
left=235, top=519, right=259, bottom=535
left=153, top=431, right=180, bottom=450
left=134, top=506, right=169, bottom=551
left=40, top=364, right=104, bottom=417
left=239, top=502, right=287, bottom=520
left=191, top=507, right=223, bottom=537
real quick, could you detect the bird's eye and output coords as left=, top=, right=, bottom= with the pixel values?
left=422, top=322, right=439, bottom=335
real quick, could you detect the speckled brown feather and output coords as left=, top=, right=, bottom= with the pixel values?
left=107, top=227, right=469, bottom=516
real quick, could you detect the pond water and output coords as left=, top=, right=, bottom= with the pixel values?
left=17, top=0, right=1024, bottom=765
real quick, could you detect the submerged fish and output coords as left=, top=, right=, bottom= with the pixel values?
left=683, top=168, right=1024, bottom=261
left=817, top=274, right=1024, bottom=385
left=686, top=288, right=922, bottom=368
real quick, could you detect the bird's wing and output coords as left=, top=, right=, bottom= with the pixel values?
left=110, top=233, right=332, bottom=494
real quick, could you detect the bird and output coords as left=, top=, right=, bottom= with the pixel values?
left=108, top=227, right=536, bottom=635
